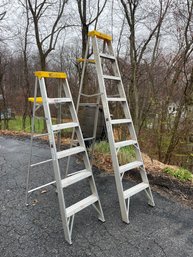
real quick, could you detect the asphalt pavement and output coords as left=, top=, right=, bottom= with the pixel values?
left=0, top=136, right=193, bottom=257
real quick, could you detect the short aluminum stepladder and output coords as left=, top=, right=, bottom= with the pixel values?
left=77, top=30, right=155, bottom=224
left=26, top=71, right=105, bottom=244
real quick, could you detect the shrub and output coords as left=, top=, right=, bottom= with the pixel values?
left=163, top=167, right=193, bottom=182
left=92, top=141, right=135, bottom=165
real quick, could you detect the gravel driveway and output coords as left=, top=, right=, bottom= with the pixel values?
left=0, top=137, right=193, bottom=257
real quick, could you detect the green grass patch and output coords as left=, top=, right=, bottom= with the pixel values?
left=163, top=167, right=193, bottom=182
left=7, top=116, right=44, bottom=133
left=92, top=141, right=110, bottom=154
left=92, top=141, right=136, bottom=165
left=2, top=115, right=73, bottom=134
left=117, top=146, right=135, bottom=164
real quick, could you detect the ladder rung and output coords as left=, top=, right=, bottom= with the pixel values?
left=30, top=158, right=53, bottom=167
left=84, top=137, right=94, bottom=141
left=123, top=182, right=149, bottom=199
left=79, top=103, right=99, bottom=107
left=56, top=146, right=85, bottom=159
left=99, top=53, right=116, bottom=60
left=103, top=75, right=121, bottom=81
left=115, top=140, right=137, bottom=148
left=47, top=98, right=72, bottom=104
left=52, top=122, right=78, bottom=131
left=107, top=97, right=126, bottom=102
left=66, top=195, right=98, bottom=217
left=80, top=92, right=102, bottom=97
left=33, top=131, right=58, bottom=138
left=119, top=161, right=143, bottom=174
left=28, top=180, right=56, bottom=194
left=61, top=170, right=92, bottom=188
left=111, top=119, right=132, bottom=125
left=33, top=132, right=49, bottom=138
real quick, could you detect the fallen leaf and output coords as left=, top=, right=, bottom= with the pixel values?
left=32, top=199, right=38, bottom=206
left=41, top=189, right=48, bottom=194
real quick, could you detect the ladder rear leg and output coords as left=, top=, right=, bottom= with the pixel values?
left=139, top=169, right=155, bottom=206
left=89, top=175, right=105, bottom=222
left=145, top=187, right=155, bottom=207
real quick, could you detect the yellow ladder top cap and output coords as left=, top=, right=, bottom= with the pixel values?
left=88, top=30, right=112, bottom=41
left=28, top=97, right=43, bottom=104
left=77, top=58, right=96, bottom=63
left=34, top=71, right=67, bottom=79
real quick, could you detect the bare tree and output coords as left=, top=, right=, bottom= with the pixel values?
left=163, top=0, right=193, bottom=163
left=17, top=0, right=32, bottom=129
left=0, top=11, right=6, bottom=21
left=27, top=0, right=69, bottom=70
left=120, top=0, right=171, bottom=134
left=0, top=50, right=9, bottom=129
left=76, top=0, right=107, bottom=57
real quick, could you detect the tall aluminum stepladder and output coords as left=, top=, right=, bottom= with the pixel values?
left=27, top=71, right=105, bottom=244
left=87, top=30, right=155, bottom=223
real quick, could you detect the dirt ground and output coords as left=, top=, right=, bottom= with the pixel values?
left=92, top=151, right=193, bottom=209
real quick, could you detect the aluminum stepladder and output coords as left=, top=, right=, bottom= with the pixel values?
left=76, top=30, right=155, bottom=224
left=26, top=71, right=104, bottom=244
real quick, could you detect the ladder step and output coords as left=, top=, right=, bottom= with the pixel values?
left=99, top=53, right=116, bottom=60
left=111, top=119, right=132, bottom=125
left=103, top=75, right=121, bottom=81
left=123, top=182, right=149, bottom=199
left=52, top=122, right=78, bottom=131
left=57, top=146, right=85, bottom=159
left=61, top=170, right=92, bottom=188
left=66, top=195, right=98, bottom=217
left=115, top=140, right=137, bottom=148
left=119, top=161, right=143, bottom=174
left=107, top=97, right=126, bottom=102
left=47, top=98, right=72, bottom=104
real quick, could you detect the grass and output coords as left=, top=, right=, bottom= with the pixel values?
left=7, top=116, right=44, bottom=133
left=92, top=140, right=136, bottom=165
left=163, top=167, right=193, bottom=182
left=92, top=141, right=110, bottom=154
left=1, top=116, right=72, bottom=134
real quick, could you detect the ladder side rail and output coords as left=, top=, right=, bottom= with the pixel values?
left=76, top=38, right=90, bottom=113
left=92, top=36, right=129, bottom=223
left=38, top=77, right=72, bottom=244
left=25, top=77, right=38, bottom=205
left=88, top=38, right=107, bottom=165
left=86, top=39, right=102, bottom=165
left=89, top=93, right=101, bottom=166
left=65, top=40, right=90, bottom=176
left=57, top=80, right=62, bottom=150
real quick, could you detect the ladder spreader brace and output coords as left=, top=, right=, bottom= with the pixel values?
left=74, top=30, right=155, bottom=223
left=26, top=71, right=105, bottom=244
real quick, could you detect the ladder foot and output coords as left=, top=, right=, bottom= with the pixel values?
left=98, top=216, right=105, bottom=222
left=145, top=188, right=155, bottom=207
left=122, top=218, right=130, bottom=224
left=148, top=200, right=155, bottom=207
left=65, top=237, right=72, bottom=245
